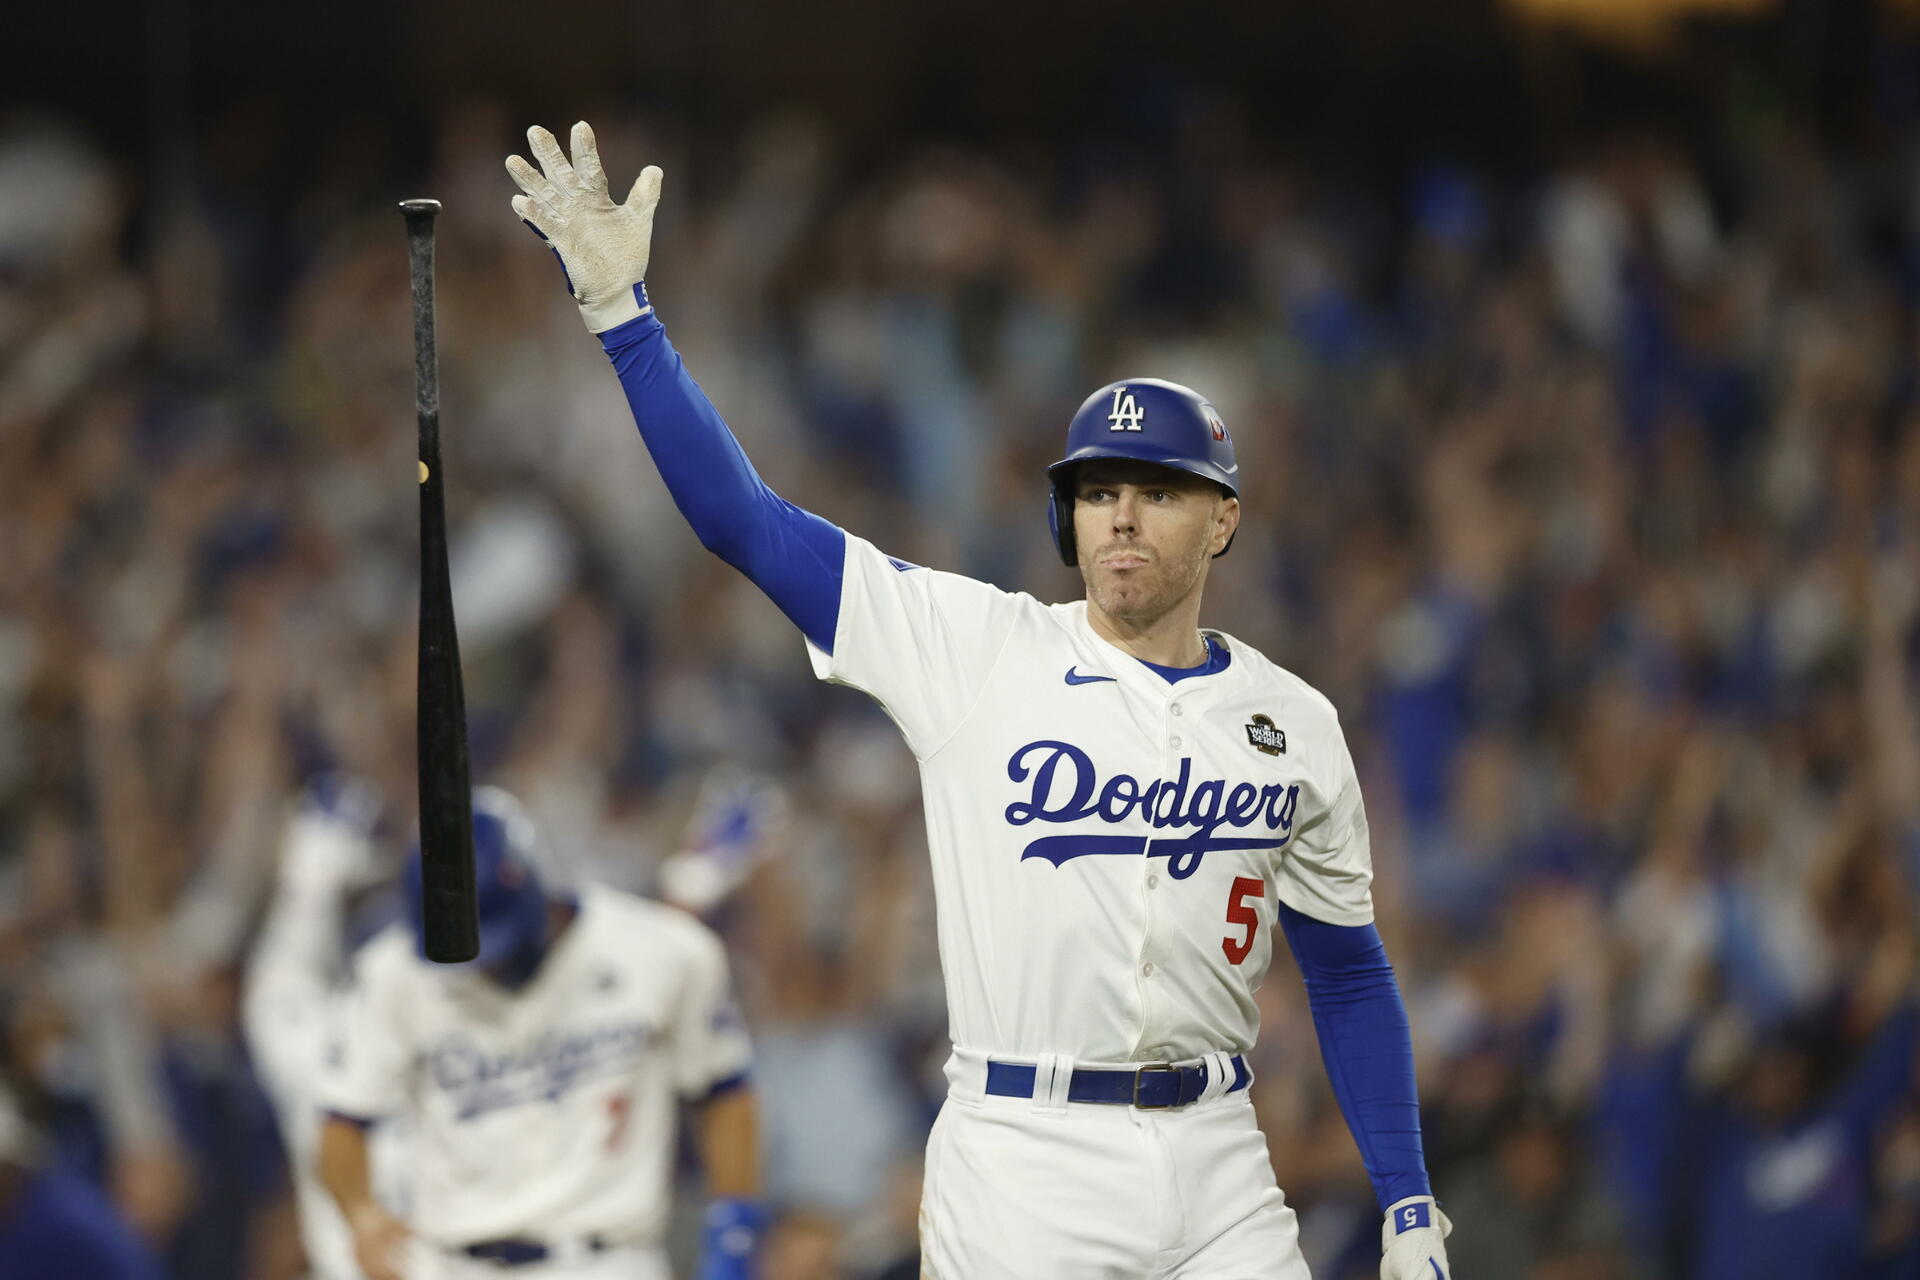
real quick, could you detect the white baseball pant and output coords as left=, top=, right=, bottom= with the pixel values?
left=920, top=1054, right=1310, bottom=1279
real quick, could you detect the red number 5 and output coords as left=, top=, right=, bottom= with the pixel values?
left=605, top=1092, right=632, bottom=1153
left=1222, top=876, right=1265, bottom=965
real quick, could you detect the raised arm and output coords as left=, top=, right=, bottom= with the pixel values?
left=506, top=123, right=844, bottom=652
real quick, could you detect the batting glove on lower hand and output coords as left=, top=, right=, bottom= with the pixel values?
left=1380, top=1196, right=1451, bottom=1280
left=695, top=1196, right=767, bottom=1280
left=506, top=121, right=661, bottom=333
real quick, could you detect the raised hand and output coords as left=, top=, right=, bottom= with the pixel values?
left=506, top=121, right=663, bottom=332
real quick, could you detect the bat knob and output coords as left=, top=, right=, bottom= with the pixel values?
left=398, top=198, right=443, bottom=217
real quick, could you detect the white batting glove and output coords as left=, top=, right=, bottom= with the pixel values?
left=277, top=776, right=383, bottom=897
left=506, top=121, right=662, bottom=333
left=1380, top=1196, right=1452, bottom=1280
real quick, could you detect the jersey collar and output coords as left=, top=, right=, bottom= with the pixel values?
left=1137, top=633, right=1232, bottom=684
left=1066, top=602, right=1236, bottom=695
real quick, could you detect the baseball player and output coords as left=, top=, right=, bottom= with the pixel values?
left=316, top=788, right=763, bottom=1280
left=242, top=775, right=404, bottom=1280
left=507, top=122, right=1451, bottom=1279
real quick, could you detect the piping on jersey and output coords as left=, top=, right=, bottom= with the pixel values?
left=1004, top=741, right=1300, bottom=879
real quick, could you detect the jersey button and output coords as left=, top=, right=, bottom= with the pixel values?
left=1170, top=704, right=1183, bottom=717
left=1147, top=874, right=1160, bottom=889
left=1141, top=962, right=1155, bottom=977
left=1170, top=736, right=1183, bottom=748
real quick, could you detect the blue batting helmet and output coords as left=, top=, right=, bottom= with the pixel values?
left=404, top=787, right=547, bottom=968
left=1046, top=378, right=1238, bottom=567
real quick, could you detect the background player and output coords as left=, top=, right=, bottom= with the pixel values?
left=242, top=776, right=406, bottom=1280
left=316, top=787, right=763, bottom=1280
left=508, top=123, right=1451, bottom=1278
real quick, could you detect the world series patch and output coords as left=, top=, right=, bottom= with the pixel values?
left=1245, top=714, right=1286, bottom=756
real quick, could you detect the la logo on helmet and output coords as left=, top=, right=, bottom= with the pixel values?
left=1106, top=387, right=1145, bottom=431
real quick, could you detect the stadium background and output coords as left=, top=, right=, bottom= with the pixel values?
left=5, top=0, right=1920, bottom=1275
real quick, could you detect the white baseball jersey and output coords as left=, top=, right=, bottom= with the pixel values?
left=243, top=809, right=405, bottom=1280
left=320, top=886, right=751, bottom=1249
left=810, top=534, right=1373, bottom=1068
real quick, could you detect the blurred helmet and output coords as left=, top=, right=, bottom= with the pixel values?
left=1046, top=378, right=1238, bottom=566
left=404, top=787, right=547, bottom=968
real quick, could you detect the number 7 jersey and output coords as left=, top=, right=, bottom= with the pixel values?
left=809, top=535, right=1376, bottom=1067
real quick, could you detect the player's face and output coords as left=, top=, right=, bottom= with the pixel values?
left=1073, top=461, right=1239, bottom=625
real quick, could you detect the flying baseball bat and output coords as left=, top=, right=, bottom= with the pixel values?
left=401, top=197, right=479, bottom=964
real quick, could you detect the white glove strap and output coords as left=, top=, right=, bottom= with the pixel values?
left=583, top=280, right=654, bottom=335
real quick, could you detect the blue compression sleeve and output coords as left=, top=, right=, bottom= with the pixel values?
left=599, top=290, right=846, bottom=652
left=1276, top=901, right=1431, bottom=1210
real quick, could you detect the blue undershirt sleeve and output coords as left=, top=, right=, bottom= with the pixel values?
left=599, top=292, right=846, bottom=653
left=1276, top=901, right=1431, bottom=1210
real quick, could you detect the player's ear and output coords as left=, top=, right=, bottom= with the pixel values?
left=1211, top=496, right=1240, bottom=556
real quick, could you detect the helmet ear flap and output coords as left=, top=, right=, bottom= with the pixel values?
left=1049, top=483, right=1076, bottom=566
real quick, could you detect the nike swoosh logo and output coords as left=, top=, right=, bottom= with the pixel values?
left=1064, top=667, right=1117, bottom=686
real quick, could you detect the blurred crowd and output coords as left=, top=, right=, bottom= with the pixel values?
left=3, top=68, right=1920, bottom=1280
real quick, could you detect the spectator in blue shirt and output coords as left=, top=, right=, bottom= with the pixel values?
left=0, top=1086, right=166, bottom=1280
left=1689, top=1005, right=1918, bottom=1280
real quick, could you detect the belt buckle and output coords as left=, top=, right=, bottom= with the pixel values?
left=1132, top=1062, right=1179, bottom=1109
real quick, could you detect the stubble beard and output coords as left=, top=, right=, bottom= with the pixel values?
left=1083, top=536, right=1210, bottom=628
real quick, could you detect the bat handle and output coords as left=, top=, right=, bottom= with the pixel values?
left=400, top=199, right=443, bottom=436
